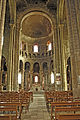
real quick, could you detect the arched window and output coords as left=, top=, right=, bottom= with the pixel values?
left=43, top=62, right=48, bottom=72
left=51, top=72, right=54, bottom=84
left=47, top=41, right=52, bottom=51
left=33, top=62, right=40, bottom=73
left=18, top=73, right=21, bottom=84
left=19, top=60, right=23, bottom=71
left=25, top=62, right=30, bottom=72
left=35, top=76, right=38, bottom=83
left=34, top=44, right=38, bottom=52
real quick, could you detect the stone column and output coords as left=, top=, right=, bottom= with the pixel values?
left=65, top=0, right=80, bottom=97
left=21, top=62, right=25, bottom=90
left=59, top=24, right=66, bottom=90
left=0, top=0, right=2, bottom=19
left=54, top=27, right=60, bottom=74
left=48, top=62, right=51, bottom=85
left=40, top=64, right=43, bottom=87
left=30, top=63, right=33, bottom=88
left=54, top=27, right=61, bottom=90
left=7, top=23, right=15, bottom=91
left=0, top=0, right=6, bottom=91
left=24, top=71, right=27, bottom=90
left=14, top=23, right=20, bottom=91
left=30, top=71, right=33, bottom=88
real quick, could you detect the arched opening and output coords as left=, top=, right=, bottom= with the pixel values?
left=25, top=62, right=30, bottom=72
left=19, top=10, right=54, bottom=91
left=47, top=41, right=52, bottom=51
left=24, top=62, right=30, bottom=90
left=33, top=44, right=38, bottom=53
left=66, top=57, right=72, bottom=90
left=1, top=56, right=7, bottom=90
left=43, top=62, right=48, bottom=72
left=19, top=60, right=23, bottom=72
left=33, top=62, right=40, bottom=73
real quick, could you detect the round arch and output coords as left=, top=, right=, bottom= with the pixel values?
left=25, top=62, right=30, bottom=72
left=33, top=62, right=40, bottom=73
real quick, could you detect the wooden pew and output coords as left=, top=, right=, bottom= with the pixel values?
left=0, top=102, right=21, bottom=120
left=55, top=106, right=80, bottom=120
left=57, top=114, right=80, bottom=120
left=51, top=101, right=80, bottom=120
left=0, top=91, right=33, bottom=116
left=45, top=91, right=73, bottom=112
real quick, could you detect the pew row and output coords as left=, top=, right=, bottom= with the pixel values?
left=45, top=91, right=73, bottom=112
left=0, top=102, right=21, bottom=120
left=51, top=101, right=80, bottom=120
left=0, top=91, right=33, bottom=119
left=57, top=114, right=80, bottom=120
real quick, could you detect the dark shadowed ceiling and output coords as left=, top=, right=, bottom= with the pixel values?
left=16, top=0, right=57, bottom=12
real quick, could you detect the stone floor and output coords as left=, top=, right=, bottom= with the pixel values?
left=21, top=91, right=51, bottom=120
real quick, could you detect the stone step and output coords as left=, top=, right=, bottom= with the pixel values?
left=21, top=92, right=50, bottom=120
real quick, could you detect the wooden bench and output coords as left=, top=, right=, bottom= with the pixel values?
left=0, top=91, right=32, bottom=112
left=0, top=102, right=21, bottom=120
left=45, top=91, right=73, bottom=112
left=51, top=101, right=80, bottom=120
left=57, top=114, right=80, bottom=120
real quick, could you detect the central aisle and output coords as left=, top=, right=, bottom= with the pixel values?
left=22, top=91, right=51, bottom=120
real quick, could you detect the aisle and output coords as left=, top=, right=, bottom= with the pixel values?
left=21, top=92, right=51, bottom=120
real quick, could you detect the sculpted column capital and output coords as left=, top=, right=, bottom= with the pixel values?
left=58, top=23, right=64, bottom=28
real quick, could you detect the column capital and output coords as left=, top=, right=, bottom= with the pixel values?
left=9, top=23, right=15, bottom=30
left=58, top=23, right=64, bottom=28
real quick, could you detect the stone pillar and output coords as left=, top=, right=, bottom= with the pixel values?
left=54, top=27, right=60, bottom=74
left=30, top=71, right=33, bottom=88
left=54, top=27, right=61, bottom=90
left=24, top=71, right=27, bottom=90
left=59, top=24, right=66, bottom=90
left=7, top=23, right=15, bottom=91
left=0, top=0, right=2, bottom=19
left=48, top=62, right=51, bottom=85
left=14, top=23, right=20, bottom=92
left=40, top=64, right=43, bottom=87
left=30, top=63, right=33, bottom=88
left=65, top=0, right=80, bottom=97
left=0, top=0, right=6, bottom=91
left=21, top=62, right=25, bottom=90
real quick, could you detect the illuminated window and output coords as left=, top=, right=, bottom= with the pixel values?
left=51, top=72, right=54, bottom=84
left=34, top=44, right=38, bottom=52
left=18, top=73, right=21, bottom=84
left=35, top=76, right=38, bottom=83
left=47, top=41, right=52, bottom=51
left=48, top=43, right=52, bottom=51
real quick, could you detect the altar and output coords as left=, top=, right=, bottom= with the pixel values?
left=31, top=84, right=42, bottom=92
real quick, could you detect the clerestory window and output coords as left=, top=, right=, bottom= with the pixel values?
left=34, top=44, right=38, bottom=52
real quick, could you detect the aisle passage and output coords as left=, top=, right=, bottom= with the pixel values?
left=21, top=92, right=51, bottom=120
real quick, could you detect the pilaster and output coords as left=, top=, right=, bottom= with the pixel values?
left=0, top=0, right=6, bottom=91
left=65, top=0, right=80, bottom=97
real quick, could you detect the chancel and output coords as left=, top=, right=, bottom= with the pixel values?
left=0, top=0, right=80, bottom=120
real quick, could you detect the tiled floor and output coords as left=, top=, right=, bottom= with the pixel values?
left=21, top=91, right=51, bottom=120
